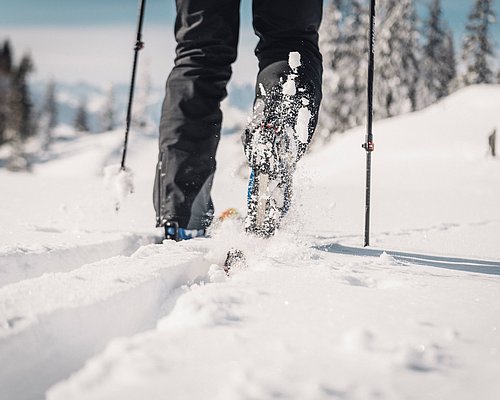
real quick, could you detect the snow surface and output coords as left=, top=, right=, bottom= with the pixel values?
left=1, top=85, right=500, bottom=400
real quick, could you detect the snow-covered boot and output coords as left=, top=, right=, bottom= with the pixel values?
left=164, top=221, right=205, bottom=241
left=243, top=52, right=316, bottom=237
left=243, top=97, right=298, bottom=237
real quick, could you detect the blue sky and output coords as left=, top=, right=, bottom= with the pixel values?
left=0, top=0, right=178, bottom=27
left=1, top=0, right=499, bottom=37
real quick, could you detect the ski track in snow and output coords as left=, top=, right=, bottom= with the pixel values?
left=0, top=240, right=213, bottom=400
left=45, top=236, right=500, bottom=400
left=0, top=233, right=155, bottom=287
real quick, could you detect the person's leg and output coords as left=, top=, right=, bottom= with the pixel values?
left=244, top=0, right=323, bottom=236
left=252, top=0, right=323, bottom=148
left=154, top=0, right=241, bottom=231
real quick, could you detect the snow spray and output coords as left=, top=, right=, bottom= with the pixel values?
left=284, top=52, right=311, bottom=146
left=104, top=164, right=135, bottom=211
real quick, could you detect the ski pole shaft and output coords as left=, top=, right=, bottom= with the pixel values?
left=120, top=0, right=147, bottom=171
left=362, top=0, right=376, bottom=247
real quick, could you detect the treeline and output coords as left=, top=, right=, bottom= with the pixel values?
left=318, top=0, right=499, bottom=140
left=0, top=41, right=35, bottom=147
left=0, top=39, right=122, bottom=168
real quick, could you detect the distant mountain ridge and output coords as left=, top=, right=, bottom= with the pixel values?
left=30, top=80, right=254, bottom=134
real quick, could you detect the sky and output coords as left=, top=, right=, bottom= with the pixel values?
left=0, top=0, right=498, bottom=86
left=1, top=0, right=498, bottom=35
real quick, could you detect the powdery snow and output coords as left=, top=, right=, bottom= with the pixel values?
left=288, top=51, right=301, bottom=71
left=0, top=242, right=210, bottom=400
left=103, top=164, right=135, bottom=210
left=282, top=51, right=301, bottom=96
left=1, top=85, right=500, bottom=400
left=282, top=78, right=297, bottom=96
left=47, top=244, right=500, bottom=400
left=296, top=106, right=312, bottom=143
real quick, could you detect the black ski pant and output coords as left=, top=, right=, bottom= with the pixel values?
left=154, top=0, right=323, bottom=230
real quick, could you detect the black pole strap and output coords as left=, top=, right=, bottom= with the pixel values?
left=363, top=0, right=376, bottom=247
left=120, top=0, right=147, bottom=171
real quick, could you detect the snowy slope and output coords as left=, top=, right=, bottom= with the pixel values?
left=1, top=85, right=500, bottom=400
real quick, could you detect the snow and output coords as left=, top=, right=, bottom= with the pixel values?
left=103, top=164, right=135, bottom=210
left=0, top=242, right=209, bottom=400
left=296, top=106, right=312, bottom=143
left=288, top=51, right=301, bottom=71
left=282, top=51, right=301, bottom=96
left=282, top=78, right=297, bottom=96
left=1, top=85, right=500, bottom=400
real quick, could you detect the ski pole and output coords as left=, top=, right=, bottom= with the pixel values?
left=362, top=0, right=376, bottom=247
left=120, top=0, right=147, bottom=171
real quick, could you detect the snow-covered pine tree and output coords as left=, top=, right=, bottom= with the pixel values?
left=337, top=0, right=369, bottom=130
left=3, top=52, right=35, bottom=171
left=443, top=29, right=457, bottom=91
left=133, top=60, right=152, bottom=129
left=406, top=2, right=421, bottom=111
left=375, top=0, right=421, bottom=118
left=317, top=0, right=344, bottom=141
left=317, top=0, right=369, bottom=141
left=421, top=0, right=456, bottom=105
left=39, top=80, right=57, bottom=150
left=74, top=97, right=90, bottom=133
left=460, top=0, right=496, bottom=85
left=7, top=54, right=35, bottom=142
left=100, top=84, right=116, bottom=132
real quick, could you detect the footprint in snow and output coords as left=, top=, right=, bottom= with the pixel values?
left=6, top=316, right=25, bottom=329
left=395, top=342, right=453, bottom=372
left=341, top=275, right=376, bottom=288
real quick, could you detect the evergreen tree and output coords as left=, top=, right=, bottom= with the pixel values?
left=318, top=0, right=371, bottom=140
left=461, top=0, right=496, bottom=85
left=0, top=40, right=13, bottom=145
left=421, top=0, right=456, bottom=104
left=99, top=84, right=116, bottom=132
left=7, top=54, right=35, bottom=141
left=375, top=0, right=422, bottom=118
left=42, top=80, right=57, bottom=130
left=317, top=0, right=344, bottom=140
left=443, top=29, right=457, bottom=91
left=2, top=51, right=35, bottom=171
left=39, top=80, right=58, bottom=150
left=0, top=40, right=12, bottom=72
left=133, top=61, right=152, bottom=128
left=74, top=97, right=90, bottom=132
left=336, top=0, right=369, bottom=130
left=406, top=3, right=421, bottom=111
